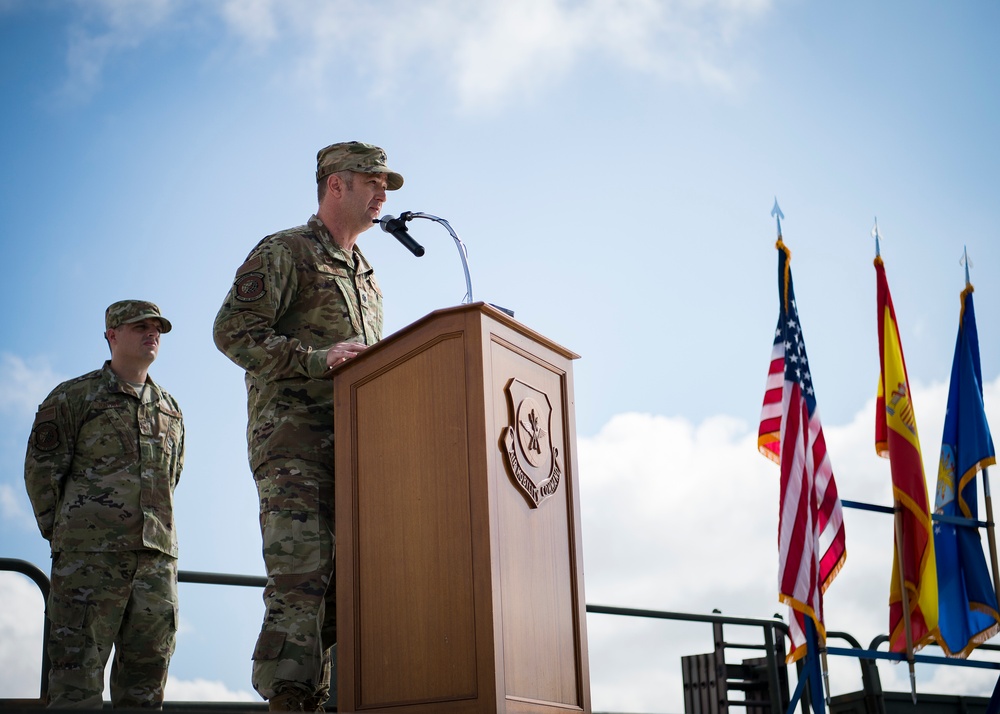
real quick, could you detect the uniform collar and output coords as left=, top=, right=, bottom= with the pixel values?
left=101, top=361, right=160, bottom=403
left=308, top=215, right=374, bottom=274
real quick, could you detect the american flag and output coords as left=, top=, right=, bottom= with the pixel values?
left=758, top=237, right=847, bottom=662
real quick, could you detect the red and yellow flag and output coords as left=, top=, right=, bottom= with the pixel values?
left=875, top=255, right=939, bottom=654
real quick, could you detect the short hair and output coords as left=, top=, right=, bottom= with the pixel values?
left=317, top=170, right=355, bottom=203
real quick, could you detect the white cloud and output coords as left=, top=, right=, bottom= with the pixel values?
left=0, top=574, right=45, bottom=700
left=0, top=575, right=257, bottom=703
left=165, top=676, right=257, bottom=702
left=580, top=411, right=786, bottom=710
left=0, top=484, right=36, bottom=532
left=59, top=0, right=770, bottom=110
left=60, top=0, right=177, bottom=101
left=0, top=353, right=63, bottom=418
left=253, top=0, right=769, bottom=109
left=219, top=0, right=277, bottom=45
left=3, top=375, right=999, bottom=707
left=579, top=375, right=1000, bottom=711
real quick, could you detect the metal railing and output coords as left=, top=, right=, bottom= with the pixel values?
left=5, top=558, right=1000, bottom=713
left=4, top=559, right=795, bottom=711
left=586, top=604, right=793, bottom=714
left=0, top=558, right=267, bottom=707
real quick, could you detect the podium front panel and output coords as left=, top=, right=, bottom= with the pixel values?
left=336, top=304, right=590, bottom=714
left=347, top=333, right=480, bottom=708
left=488, top=332, right=586, bottom=710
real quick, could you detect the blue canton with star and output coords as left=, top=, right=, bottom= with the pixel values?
left=777, top=274, right=817, bottom=416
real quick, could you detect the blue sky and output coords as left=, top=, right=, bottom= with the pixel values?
left=2, top=1, right=1000, bottom=710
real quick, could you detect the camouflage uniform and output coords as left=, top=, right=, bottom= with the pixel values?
left=214, top=142, right=400, bottom=708
left=25, top=302, right=184, bottom=709
left=214, top=196, right=389, bottom=704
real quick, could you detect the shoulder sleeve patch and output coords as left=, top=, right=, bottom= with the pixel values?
left=235, top=255, right=263, bottom=276
left=232, top=254, right=267, bottom=302
left=33, top=407, right=56, bottom=426
left=234, top=272, right=266, bottom=302
left=31, top=418, right=60, bottom=452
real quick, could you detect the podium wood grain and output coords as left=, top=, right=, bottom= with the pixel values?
left=334, top=303, right=591, bottom=714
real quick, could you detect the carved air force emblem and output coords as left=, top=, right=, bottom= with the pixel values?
left=502, top=378, right=562, bottom=508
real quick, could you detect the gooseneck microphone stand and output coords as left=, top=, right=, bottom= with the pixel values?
left=397, top=211, right=474, bottom=305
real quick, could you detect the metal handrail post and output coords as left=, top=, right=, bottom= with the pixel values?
left=0, top=558, right=50, bottom=700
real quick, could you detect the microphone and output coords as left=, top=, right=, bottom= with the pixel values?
left=375, top=214, right=425, bottom=257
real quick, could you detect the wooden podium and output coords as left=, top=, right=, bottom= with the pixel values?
left=333, top=303, right=591, bottom=714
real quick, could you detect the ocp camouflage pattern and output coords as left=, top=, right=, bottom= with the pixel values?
left=45, top=550, right=178, bottom=708
left=24, top=362, right=184, bottom=556
left=213, top=214, right=383, bottom=472
left=250, top=459, right=336, bottom=701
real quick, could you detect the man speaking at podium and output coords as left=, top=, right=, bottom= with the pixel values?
left=213, top=141, right=403, bottom=711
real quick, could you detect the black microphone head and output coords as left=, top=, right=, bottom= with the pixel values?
left=377, top=215, right=405, bottom=232
left=376, top=213, right=424, bottom=256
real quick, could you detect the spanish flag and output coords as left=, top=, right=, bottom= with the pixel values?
left=875, top=254, right=939, bottom=654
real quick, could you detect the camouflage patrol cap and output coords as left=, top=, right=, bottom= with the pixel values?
left=316, top=141, right=403, bottom=191
left=105, top=300, right=172, bottom=333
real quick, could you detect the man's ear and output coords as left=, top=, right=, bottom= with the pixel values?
left=326, top=173, right=343, bottom=198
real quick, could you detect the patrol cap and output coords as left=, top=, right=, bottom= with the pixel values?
left=105, top=300, right=173, bottom=333
left=316, top=141, right=403, bottom=191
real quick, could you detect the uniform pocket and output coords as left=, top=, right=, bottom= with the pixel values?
left=253, top=630, right=286, bottom=661
left=260, top=508, right=322, bottom=575
left=256, top=468, right=322, bottom=575
left=79, top=406, right=137, bottom=463
left=46, top=593, right=90, bottom=666
left=158, top=407, right=183, bottom=456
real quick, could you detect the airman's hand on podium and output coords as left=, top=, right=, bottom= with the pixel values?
left=325, top=340, right=367, bottom=376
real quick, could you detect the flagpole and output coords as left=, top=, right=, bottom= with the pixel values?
left=880, top=225, right=916, bottom=703
left=894, top=504, right=919, bottom=704
left=804, top=618, right=828, bottom=714
left=984, top=468, right=1000, bottom=608
left=773, top=197, right=834, bottom=705
left=821, top=647, right=831, bottom=708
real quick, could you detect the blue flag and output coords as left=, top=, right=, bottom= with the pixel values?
left=934, top=284, right=1000, bottom=657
